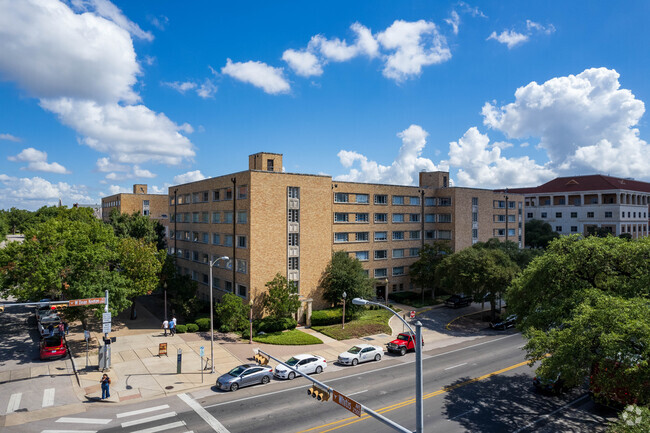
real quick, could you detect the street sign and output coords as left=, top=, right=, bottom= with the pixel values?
left=199, top=346, right=204, bottom=357
left=102, top=322, right=111, bottom=333
left=68, top=297, right=105, bottom=307
left=102, top=312, right=112, bottom=323
left=410, top=311, right=416, bottom=319
left=332, top=390, right=362, bottom=417
left=84, top=330, right=90, bottom=341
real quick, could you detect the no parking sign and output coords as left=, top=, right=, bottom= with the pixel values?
left=410, top=311, right=416, bottom=319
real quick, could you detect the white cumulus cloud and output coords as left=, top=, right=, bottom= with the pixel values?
left=8, top=147, right=70, bottom=174
left=445, top=11, right=460, bottom=35
left=173, top=170, right=206, bottom=185
left=282, top=49, right=323, bottom=77
left=0, top=133, right=21, bottom=142
left=0, top=174, right=93, bottom=209
left=197, top=80, right=217, bottom=98
left=69, top=0, right=154, bottom=41
left=487, top=30, right=529, bottom=49
left=162, top=81, right=197, bottom=94
left=221, top=59, right=290, bottom=95
left=336, top=125, right=443, bottom=185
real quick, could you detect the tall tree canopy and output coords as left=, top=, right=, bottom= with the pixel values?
left=408, top=241, right=452, bottom=298
left=107, top=209, right=166, bottom=251
left=524, top=219, right=560, bottom=249
left=320, top=250, right=374, bottom=311
left=474, top=238, right=542, bottom=269
left=506, top=235, right=650, bottom=402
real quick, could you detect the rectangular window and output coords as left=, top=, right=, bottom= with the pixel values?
left=439, top=197, right=452, bottom=206
left=472, top=197, right=479, bottom=206
left=288, top=186, right=300, bottom=199
left=202, top=273, right=209, bottom=284
left=288, top=257, right=299, bottom=270
left=425, top=197, right=436, bottom=206
left=355, top=194, right=369, bottom=204
left=212, top=276, right=221, bottom=289
left=374, top=268, right=387, bottom=278
left=541, top=212, right=547, bottom=218
left=288, top=209, right=299, bottom=223
left=438, top=214, right=452, bottom=223
left=202, top=233, right=209, bottom=243
left=472, top=212, right=478, bottom=223
left=374, top=250, right=388, bottom=260
left=355, top=232, right=369, bottom=242
left=334, top=232, right=348, bottom=243
left=409, top=196, right=420, bottom=206
left=223, top=211, right=233, bottom=224
left=392, top=231, right=404, bottom=240
left=288, top=233, right=299, bottom=246
left=438, top=230, right=452, bottom=239
left=374, top=231, right=387, bottom=241
left=392, top=249, right=404, bottom=258
left=392, top=266, right=405, bottom=276
left=409, top=247, right=420, bottom=257
left=238, top=186, right=248, bottom=200
left=213, top=190, right=220, bottom=201
left=212, top=212, right=221, bottom=223
left=556, top=226, right=562, bottom=232
left=334, top=193, right=349, bottom=203
left=495, top=200, right=506, bottom=209
left=355, top=251, right=369, bottom=261
left=334, top=212, right=348, bottom=223
left=237, top=236, right=247, bottom=248
left=392, top=213, right=405, bottom=223
left=555, top=212, right=562, bottom=218
left=192, top=212, right=199, bottom=223
left=425, top=230, right=435, bottom=239
left=225, top=281, right=233, bottom=292
left=409, top=214, right=420, bottom=222
left=587, top=212, right=595, bottom=218
left=410, top=230, right=421, bottom=240
left=527, top=212, right=533, bottom=219
left=212, top=233, right=220, bottom=245
left=201, top=212, right=209, bottom=223
left=392, top=196, right=404, bottom=205
left=237, top=284, right=247, bottom=297
left=374, top=194, right=388, bottom=205
left=605, top=211, right=613, bottom=218
left=355, top=213, right=369, bottom=222
left=237, top=211, right=247, bottom=223
left=192, top=251, right=199, bottom=261
left=374, top=213, right=388, bottom=223
left=224, top=235, right=233, bottom=247
left=202, top=191, right=209, bottom=202
left=225, top=188, right=233, bottom=200
left=192, top=231, right=200, bottom=242
left=192, top=193, right=199, bottom=203
left=472, top=229, right=478, bottom=238
left=425, top=214, right=435, bottom=223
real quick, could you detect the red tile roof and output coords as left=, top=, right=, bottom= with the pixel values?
left=507, top=175, right=650, bottom=194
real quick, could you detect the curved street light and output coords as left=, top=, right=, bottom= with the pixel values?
left=209, top=255, right=230, bottom=373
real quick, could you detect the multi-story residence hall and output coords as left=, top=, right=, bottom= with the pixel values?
left=169, top=153, right=524, bottom=314
left=101, top=184, right=169, bottom=223
left=509, top=175, right=650, bottom=238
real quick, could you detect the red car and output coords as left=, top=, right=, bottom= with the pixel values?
left=40, top=336, right=67, bottom=360
left=386, top=332, right=424, bottom=356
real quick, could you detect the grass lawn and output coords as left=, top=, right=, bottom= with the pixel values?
left=252, top=329, right=323, bottom=345
left=311, top=308, right=395, bottom=340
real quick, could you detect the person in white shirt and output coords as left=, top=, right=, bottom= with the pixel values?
left=162, top=319, right=169, bottom=336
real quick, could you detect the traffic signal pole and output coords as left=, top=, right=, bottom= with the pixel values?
left=256, top=349, right=412, bottom=433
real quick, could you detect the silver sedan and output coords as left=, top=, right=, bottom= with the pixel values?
left=338, top=344, right=383, bottom=366
left=216, top=364, right=273, bottom=391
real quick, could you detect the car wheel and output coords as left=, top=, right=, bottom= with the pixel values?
left=351, top=358, right=358, bottom=366
left=288, top=372, right=295, bottom=380
left=400, top=347, right=407, bottom=356
left=374, top=354, right=381, bottom=362
left=315, top=366, right=323, bottom=374
left=261, top=375, right=270, bottom=384
left=230, top=382, right=239, bottom=392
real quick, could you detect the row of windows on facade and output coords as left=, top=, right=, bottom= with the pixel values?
left=532, top=210, right=649, bottom=219
left=494, top=200, right=521, bottom=209
left=171, top=210, right=248, bottom=224
left=172, top=186, right=249, bottom=205
left=494, top=228, right=517, bottom=237
left=178, top=268, right=248, bottom=298
left=527, top=195, right=648, bottom=206
left=371, top=266, right=408, bottom=278
left=334, top=230, right=452, bottom=243
left=173, top=250, right=248, bottom=273
left=103, top=200, right=121, bottom=207
left=170, top=231, right=248, bottom=248
left=334, top=212, right=453, bottom=223
left=552, top=224, right=649, bottom=234
left=352, top=247, right=421, bottom=261
left=333, top=193, right=454, bottom=206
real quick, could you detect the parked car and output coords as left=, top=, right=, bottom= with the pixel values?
left=386, top=332, right=424, bottom=356
left=35, top=305, right=55, bottom=321
left=338, top=344, right=383, bottom=366
left=39, top=313, right=61, bottom=326
left=489, top=314, right=517, bottom=330
left=274, top=354, right=327, bottom=380
left=216, top=364, right=273, bottom=391
left=38, top=321, right=62, bottom=337
left=533, top=373, right=565, bottom=394
left=445, top=294, right=473, bottom=308
left=40, top=335, right=67, bottom=360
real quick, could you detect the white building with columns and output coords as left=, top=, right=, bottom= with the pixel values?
left=509, top=175, right=649, bottom=238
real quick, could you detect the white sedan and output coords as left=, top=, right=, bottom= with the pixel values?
left=338, top=344, right=383, bottom=366
left=274, top=354, right=327, bottom=380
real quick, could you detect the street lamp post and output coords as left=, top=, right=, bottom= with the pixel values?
left=353, top=297, right=423, bottom=433
left=249, top=298, right=253, bottom=344
left=209, top=255, right=230, bottom=374
left=342, top=292, right=347, bottom=329
left=163, top=282, right=167, bottom=321
left=384, top=278, right=389, bottom=306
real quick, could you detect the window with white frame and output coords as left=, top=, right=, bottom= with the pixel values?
left=438, top=214, right=452, bottom=223
left=288, top=233, right=299, bottom=246
left=355, top=194, right=369, bottom=204
left=374, top=231, right=387, bottom=241
left=409, top=197, right=420, bottom=205
left=288, top=186, right=300, bottom=199
left=288, top=209, right=299, bottom=223
left=374, top=268, right=387, bottom=278
left=212, top=212, right=221, bottom=223
left=334, top=193, right=349, bottom=203
left=223, top=211, right=233, bottom=224
left=355, top=232, right=369, bottom=242
left=374, top=213, right=388, bottom=223
left=374, top=194, right=388, bottom=205
left=409, top=247, right=420, bottom=257
left=334, top=212, right=348, bottom=223
left=409, top=213, right=420, bottom=222
left=392, top=213, right=405, bottom=223
left=355, top=251, right=369, bottom=261
left=237, top=235, right=247, bottom=248
left=392, top=249, right=404, bottom=258
left=392, top=231, right=404, bottom=240
left=392, top=196, right=404, bottom=205
left=355, top=213, right=369, bottom=222
left=409, top=231, right=420, bottom=240
left=374, top=250, right=388, bottom=260
left=237, top=211, right=247, bottom=223
left=392, top=266, right=405, bottom=276
left=288, top=257, right=299, bottom=270
left=334, top=232, right=349, bottom=243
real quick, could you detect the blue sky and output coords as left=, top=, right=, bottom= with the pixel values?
left=1, top=0, right=649, bottom=210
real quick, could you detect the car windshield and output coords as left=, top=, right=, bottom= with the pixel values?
left=347, top=346, right=362, bottom=354
left=397, top=334, right=410, bottom=341
left=44, top=336, right=62, bottom=347
left=228, top=366, right=247, bottom=376
left=286, top=357, right=300, bottom=366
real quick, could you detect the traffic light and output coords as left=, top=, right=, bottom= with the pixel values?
left=307, top=385, right=330, bottom=401
left=52, top=304, right=67, bottom=311
left=254, top=352, right=269, bottom=365
left=0, top=305, right=4, bottom=313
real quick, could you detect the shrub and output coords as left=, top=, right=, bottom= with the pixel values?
left=215, top=293, right=250, bottom=332
left=311, top=308, right=356, bottom=326
left=186, top=323, right=199, bottom=333
left=255, top=317, right=297, bottom=333
left=195, top=317, right=211, bottom=332
left=175, top=324, right=187, bottom=334
left=253, top=329, right=322, bottom=345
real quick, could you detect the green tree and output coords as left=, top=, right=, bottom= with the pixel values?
left=107, top=209, right=166, bottom=251
left=262, top=273, right=301, bottom=319
left=506, top=235, right=650, bottom=400
left=409, top=242, right=452, bottom=299
left=608, top=405, right=650, bottom=432
left=4, top=207, right=35, bottom=234
left=215, top=293, right=250, bottom=332
left=475, top=238, right=542, bottom=269
left=524, top=219, right=560, bottom=249
left=320, top=250, right=374, bottom=312
left=437, top=247, right=519, bottom=320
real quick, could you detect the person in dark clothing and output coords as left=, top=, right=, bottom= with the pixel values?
left=100, top=374, right=111, bottom=399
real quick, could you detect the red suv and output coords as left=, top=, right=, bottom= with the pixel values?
left=387, top=332, right=424, bottom=356
left=40, top=336, right=67, bottom=360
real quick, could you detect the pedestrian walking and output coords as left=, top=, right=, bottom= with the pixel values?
left=169, top=319, right=176, bottom=336
left=100, top=374, right=111, bottom=399
left=47, top=323, right=54, bottom=337
left=58, top=322, right=65, bottom=335
left=172, top=316, right=177, bottom=328
left=63, top=321, right=69, bottom=335
left=162, top=319, right=169, bottom=336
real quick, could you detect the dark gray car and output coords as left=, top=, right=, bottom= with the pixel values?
left=216, top=364, right=273, bottom=391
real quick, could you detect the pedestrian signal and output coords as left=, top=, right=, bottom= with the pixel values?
left=254, top=353, right=269, bottom=365
left=307, top=386, right=330, bottom=401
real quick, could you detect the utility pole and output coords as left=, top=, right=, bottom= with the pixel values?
left=505, top=188, right=509, bottom=242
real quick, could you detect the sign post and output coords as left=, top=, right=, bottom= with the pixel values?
left=84, top=330, right=90, bottom=367
left=177, top=348, right=182, bottom=374
left=332, top=390, right=362, bottom=417
left=410, top=311, right=416, bottom=319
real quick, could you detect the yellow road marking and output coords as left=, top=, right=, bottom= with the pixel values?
left=445, top=309, right=490, bottom=330
left=296, top=359, right=530, bottom=433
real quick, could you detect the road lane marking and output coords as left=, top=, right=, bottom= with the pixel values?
left=42, top=388, right=55, bottom=408
left=7, top=392, right=21, bottom=413
left=448, top=408, right=477, bottom=420
left=511, top=394, right=589, bottom=433
left=179, top=393, right=230, bottom=433
left=295, top=359, right=531, bottom=433
left=121, top=412, right=176, bottom=428
left=42, top=431, right=97, bottom=433
left=444, top=362, right=467, bottom=370
left=116, top=404, right=170, bottom=418
left=348, top=390, right=368, bottom=396
left=131, top=421, right=186, bottom=433
left=56, top=417, right=111, bottom=424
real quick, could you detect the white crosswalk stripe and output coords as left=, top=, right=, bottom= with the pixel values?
left=121, top=412, right=177, bottom=428
left=131, top=420, right=187, bottom=433
left=42, top=430, right=97, bottom=433
left=56, top=417, right=111, bottom=424
left=7, top=392, right=21, bottom=413
left=116, top=404, right=170, bottom=418
left=42, top=388, right=55, bottom=407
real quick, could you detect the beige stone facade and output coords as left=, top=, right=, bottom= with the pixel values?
left=101, top=184, right=169, bottom=224
left=168, top=153, right=525, bottom=311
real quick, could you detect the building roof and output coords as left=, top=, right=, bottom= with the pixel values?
left=508, top=175, right=650, bottom=195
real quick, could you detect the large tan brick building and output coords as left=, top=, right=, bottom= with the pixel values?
left=101, top=184, right=169, bottom=223
left=168, top=153, right=525, bottom=312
